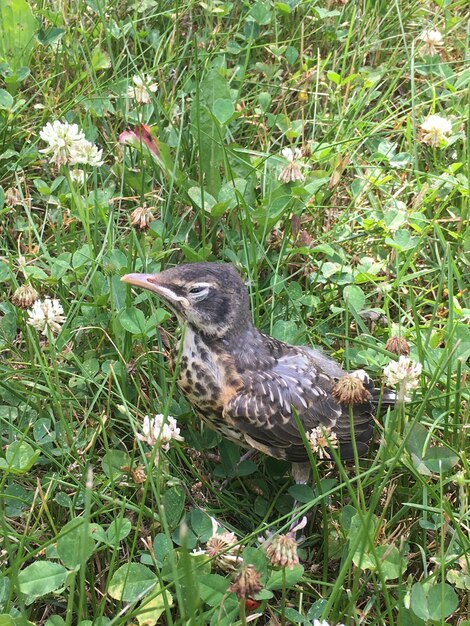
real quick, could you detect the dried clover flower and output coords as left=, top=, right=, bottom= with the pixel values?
left=278, top=147, right=305, bottom=183
left=229, top=564, right=262, bottom=599
left=5, top=187, right=22, bottom=208
left=332, top=371, right=372, bottom=405
left=419, top=29, right=444, bottom=56
left=130, top=204, right=155, bottom=231
left=11, top=284, right=39, bottom=309
left=385, top=336, right=410, bottom=356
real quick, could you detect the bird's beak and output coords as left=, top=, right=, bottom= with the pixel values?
left=121, top=273, right=189, bottom=306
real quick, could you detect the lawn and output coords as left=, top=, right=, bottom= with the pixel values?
left=0, top=0, right=469, bottom=625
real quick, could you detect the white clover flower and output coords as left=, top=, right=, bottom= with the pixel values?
left=278, top=146, right=305, bottom=184
left=69, top=169, right=86, bottom=185
left=27, top=298, right=66, bottom=336
left=312, top=620, right=345, bottom=626
left=77, top=141, right=104, bottom=167
left=384, top=356, right=422, bottom=403
left=39, top=121, right=87, bottom=167
left=419, top=29, right=444, bottom=55
left=137, top=414, right=183, bottom=451
left=281, top=146, right=303, bottom=162
left=127, top=74, right=158, bottom=104
left=39, top=120, right=104, bottom=167
left=306, top=426, right=338, bottom=459
left=420, top=114, right=453, bottom=148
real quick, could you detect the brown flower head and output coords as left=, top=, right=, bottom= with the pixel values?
left=5, top=187, right=22, bottom=208
left=385, top=336, right=410, bottom=356
left=229, top=564, right=262, bottom=599
left=130, top=204, right=155, bottom=231
left=278, top=147, right=306, bottom=184
left=418, top=29, right=443, bottom=56
left=278, top=162, right=305, bottom=184
left=131, top=465, right=147, bottom=484
left=11, top=284, right=39, bottom=309
left=332, top=372, right=372, bottom=405
left=266, top=534, right=299, bottom=569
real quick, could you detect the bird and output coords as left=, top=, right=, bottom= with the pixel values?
left=121, top=262, right=395, bottom=482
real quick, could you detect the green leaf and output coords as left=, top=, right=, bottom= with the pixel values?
left=385, top=229, right=419, bottom=251
left=101, top=449, right=130, bottom=480
left=188, top=187, right=217, bottom=213
left=91, top=47, right=111, bottom=70
left=447, top=568, right=470, bottom=590
left=213, top=98, right=234, bottom=125
left=0, top=262, right=10, bottom=282
left=410, top=581, right=458, bottom=622
left=420, top=446, right=460, bottom=473
left=153, top=534, right=173, bottom=565
left=375, top=545, right=407, bottom=580
left=163, top=486, right=185, bottom=528
left=405, top=423, right=460, bottom=475
left=89, top=523, right=107, bottom=544
left=0, top=0, right=38, bottom=72
left=283, top=608, right=308, bottom=624
left=275, top=3, right=291, bottom=14
left=18, top=561, right=67, bottom=598
left=108, top=564, right=156, bottom=602
left=119, top=307, right=147, bottom=334
left=36, top=27, right=65, bottom=46
left=307, top=599, right=329, bottom=621
left=242, top=547, right=268, bottom=576
left=271, top=319, right=302, bottom=344
left=288, top=483, right=315, bottom=504
left=0, top=574, right=11, bottom=611
left=0, top=616, right=35, bottom=626
left=258, top=92, right=271, bottom=110
left=0, top=89, right=13, bottom=110
left=190, top=508, right=213, bottom=542
left=107, top=518, right=132, bottom=545
left=0, top=441, right=40, bottom=474
left=44, top=616, right=65, bottom=626
left=343, top=284, right=366, bottom=313
left=136, top=586, right=173, bottom=626
left=57, top=518, right=96, bottom=570
left=348, top=513, right=379, bottom=571
left=72, top=244, right=92, bottom=269
left=249, top=0, right=272, bottom=25
left=199, top=574, right=230, bottom=606
left=267, top=564, right=304, bottom=590
left=23, top=265, right=48, bottom=280
left=327, top=71, right=341, bottom=85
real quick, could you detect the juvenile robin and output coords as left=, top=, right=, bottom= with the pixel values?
left=122, top=262, right=394, bottom=481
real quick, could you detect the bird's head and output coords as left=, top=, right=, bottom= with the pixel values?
left=121, top=262, right=251, bottom=338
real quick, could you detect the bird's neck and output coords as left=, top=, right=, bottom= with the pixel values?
left=218, top=323, right=274, bottom=371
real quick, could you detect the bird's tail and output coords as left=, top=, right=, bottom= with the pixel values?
left=376, top=388, right=397, bottom=407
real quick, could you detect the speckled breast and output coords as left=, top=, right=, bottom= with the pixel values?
left=176, top=327, right=244, bottom=443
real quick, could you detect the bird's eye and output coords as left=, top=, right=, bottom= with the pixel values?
left=189, top=286, right=207, bottom=294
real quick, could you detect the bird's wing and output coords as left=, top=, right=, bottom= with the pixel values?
left=223, top=351, right=353, bottom=462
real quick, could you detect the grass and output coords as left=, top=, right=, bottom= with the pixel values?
left=0, top=0, right=469, bottom=624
